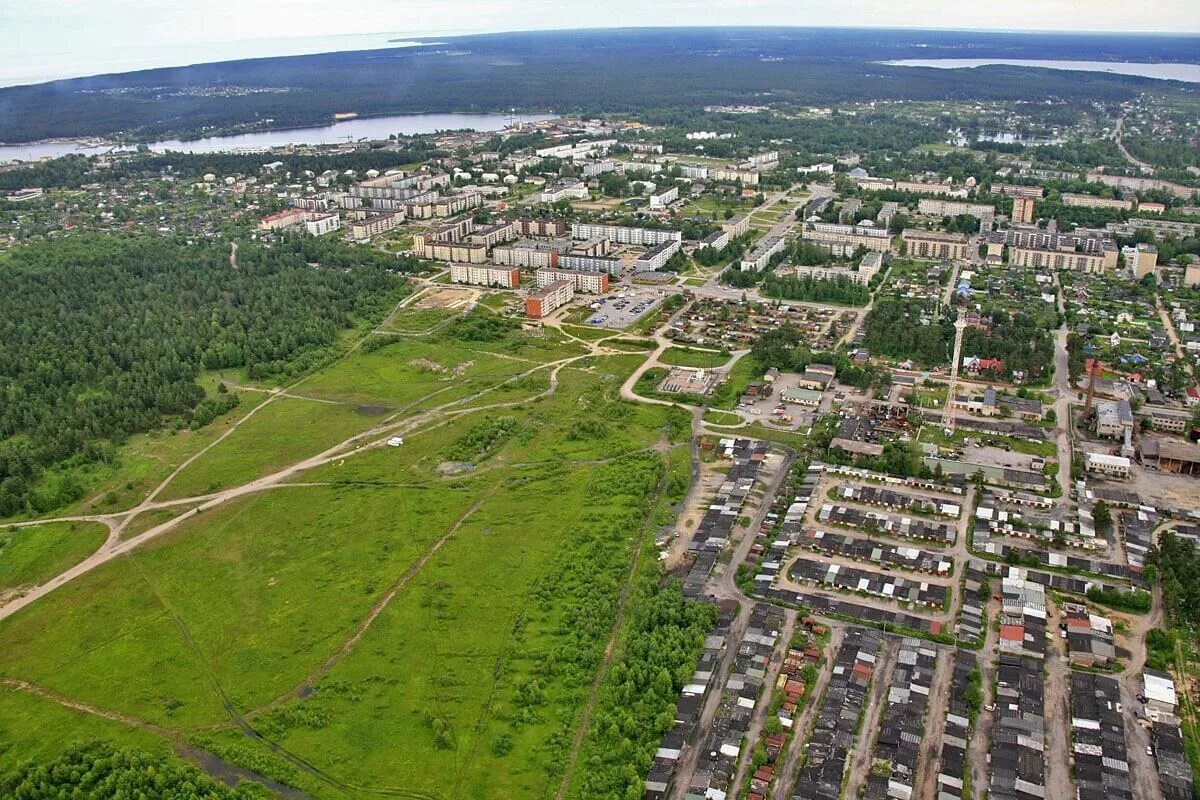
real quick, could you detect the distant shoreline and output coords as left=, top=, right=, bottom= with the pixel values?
left=880, top=58, right=1200, bottom=84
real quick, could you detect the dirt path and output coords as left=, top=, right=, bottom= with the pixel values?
left=728, top=609, right=797, bottom=799
left=770, top=625, right=844, bottom=800
left=842, top=635, right=899, bottom=800
left=1043, top=618, right=1076, bottom=800
left=913, top=646, right=956, bottom=800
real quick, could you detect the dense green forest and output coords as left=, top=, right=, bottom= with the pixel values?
left=1148, top=530, right=1200, bottom=629
left=0, top=743, right=268, bottom=798
left=960, top=311, right=1055, bottom=382
left=0, top=235, right=410, bottom=517
left=760, top=272, right=871, bottom=306
left=862, top=298, right=953, bottom=366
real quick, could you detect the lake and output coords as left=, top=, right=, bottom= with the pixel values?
left=882, top=59, right=1200, bottom=84
left=0, top=112, right=557, bottom=163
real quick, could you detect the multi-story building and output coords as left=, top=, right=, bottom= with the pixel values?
left=787, top=251, right=883, bottom=285
left=902, top=229, right=968, bottom=260
left=467, top=221, right=516, bottom=249
left=525, top=280, right=575, bottom=318
left=304, top=214, right=341, bottom=236
left=722, top=214, right=751, bottom=237
left=988, top=226, right=1119, bottom=273
left=1124, top=242, right=1159, bottom=279
left=678, top=162, right=709, bottom=180
left=649, top=186, right=679, bottom=209
left=559, top=253, right=622, bottom=276
left=538, top=181, right=589, bottom=204
left=258, top=208, right=315, bottom=231
left=1062, top=193, right=1133, bottom=211
left=895, top=180, right=968, bottom=198
left=626, top=142, right=663, bottom=155
left=700, top=230, right=730, bottom=251
left=569, top=236, right=611, bottom=257
left=804, top=222, right=891, bottom=256
left=917, top=199, right=996, bottom=230
left=1107, top=218, right=1200, bottom=240
left=993, top=183, right=1045, bottom=200
left=417, top=241, right=487, bottom=264
left=536, top=268, right=608, bottom=294
left=635, top=239, right=681, bottom=272
left=513, top=217, right=569, bottom=238
left=580, top=160, right=618, bottom=178
left=449, top=263, right=521, bottom=289
left=534, top=139, right=616, bottom=160
left=492, top=239, right=570, bottom=269
left=711, top=167, right=759, bottom=185
left=433, top=192, right=483, bottom=218
left=348, top=211, right=406, bottom=240
left=740, top=235, right=786, bottom=272
left=570, top=223, right=682, bottom=246
left=1011, top=195, right=1036, bottom=224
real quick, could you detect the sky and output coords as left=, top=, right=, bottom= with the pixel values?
left=1, top=0, right=1199, bottom=87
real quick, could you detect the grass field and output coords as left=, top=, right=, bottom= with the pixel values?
left=659, top=346, right=731, bottom=369
left=0, top=346, right=689, bottom=798
left=382, top=306, right=459, bottom=333
left=158, top=397, right=390, bottom=499
left=0, top=522, right=108, bottom=597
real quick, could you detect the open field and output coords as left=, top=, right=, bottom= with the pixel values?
left=659, top=346, right=731, bottom=369
left=0, top=522, right=108, bottom=599
left=158, top=397, right=390, bottom=499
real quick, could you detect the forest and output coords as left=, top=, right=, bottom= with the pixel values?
left=1148, top=530, right=1200, bottom=630
left=2, top=28, right=1193, bottom=143
left=760, top=272, right=871, bottom=306
left=960, top=311, right=1056, bottom=382
left=0, top=742, right=268, bottom=798
left=0, top=234, right=410, bottom=517
left=862, top=298, right=954, bottom=366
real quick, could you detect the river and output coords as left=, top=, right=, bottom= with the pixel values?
left=0, top=111, right=557, bottom=163
left=881, top=59, right=1200, bottom=84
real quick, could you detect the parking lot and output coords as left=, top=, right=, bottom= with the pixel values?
left=584, top=288, right=663, bottom=329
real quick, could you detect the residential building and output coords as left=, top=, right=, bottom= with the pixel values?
left=993, top=183, right=1045, bottom=200
left=700, top=230, right=730, bottom=251
left=525, top=280, right=574, bottom=318
left=788, top=251, right=883, bottom=286
left=559, top=253, right=622, bottom=276
left=449, top=264, right=520, bottom=289
left=513, top=217, right=569, bottom=237
left=894, top=179, right=968, bottom=197
left=1138, top=201, right=1167, bottom=214
left=580, top=160, right=618, bottom=178
left=917, top=199, right=996, bottom=230
left=348, top=210, right=405, bottom=239
left=571, top=223, right=682, bottom=247
left=711, top=167, right=759, bottom=185
left=304, top=214, right=340, bottom=236
left=538, top=181, right=589, bottom=203
left=492, top=239, right=569, bottom=269
left=416, top=240, right=487, bottom=264
left=536, top=268, right=608, bottom=294
left=740, top=235, right=785, bottom=272
left=678, top=162, right=710, bottom=180
left=1011, top=195, right=1036, bottom=224
left=534, top=139, right=616, bottom=160
left=722, top=214, right=751, bottom=237
left=804, top=222, right=891, bottom=256
left=467, top=221, right=516, bottom=249
left=1124, top=242, right=1158, bottom=279
left=1062, top=193, right=1133, bottom=211
left=649, top=186, right=679, bottom=209
left=902, top=229, right=968, bottom=260
left=635, top=239, right=681, bottom=272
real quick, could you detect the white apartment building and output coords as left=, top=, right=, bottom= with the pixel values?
left=449, top=264, right=521, bottom=289
left=570, top=223, right=682, bottom=246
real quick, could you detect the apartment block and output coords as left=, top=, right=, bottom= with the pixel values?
left=449, top=263, right=520, bottom=289
left=492, top=239, right=569, bottom=269
left=1124, top=242, right=1158, bottom=279
left=740, top=234, right=785, bottom=271
left=559, top=253, right=623, bottom=276
left=513, top=217, right=569, bottom=238
left=917, top=198, right=996, bottom=230
left=348, top=210, right=405, bottom=239
left=803, top=222, right=891, bottom=256
left=1011, top=195, right=1036, bottom=224
left=570, top=223, right=682, bottom=246
left=721, top=214, right=751, bottom=237
left=902, top=229, right=968, bottom=260
left=635, top=239, right=681, bottom=272
left=993, top=183, right=1045, bottom=200
left=538, top=181, right=589, bottom=203
left=700, top=230, right=730, bottom=250
left=304, top=214, right=340, bottom=236
left=467, top=221, right=516, bottom=249
left=525, top=280, right=574, bottom=318
left=536, top=268, right=608, bottom=294
left=649, top=186, right=679, bottom=209
left=1062, top=193, right=1133, bottom=211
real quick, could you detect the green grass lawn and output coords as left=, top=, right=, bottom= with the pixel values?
left=659, top=346, right=731, bottom=369
left=382, top=306, right=458, bottom=333
left=703, top=409, right=744, bottom=426
left=158, top=397, right=389, bottom=500
left=0, top=522, right=108, bottom=596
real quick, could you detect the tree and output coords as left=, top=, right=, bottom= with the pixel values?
left=1093, top=501, right=1113, bottom=536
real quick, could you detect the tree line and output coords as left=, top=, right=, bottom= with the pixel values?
left=0, top=234, right=410, bottom=517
